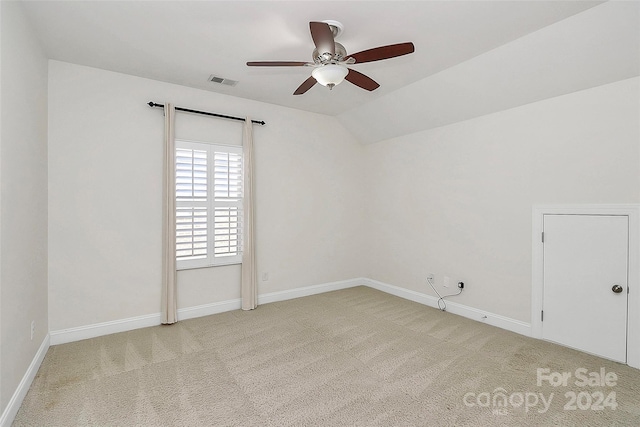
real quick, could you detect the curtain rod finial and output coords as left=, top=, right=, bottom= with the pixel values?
left=148, top=101, right=155, bottom=108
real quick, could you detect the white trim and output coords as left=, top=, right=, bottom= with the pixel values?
left=363, top=278, right=532, bottom=336
left=54, top=270, right=640, bottom=367
left=48, top=279, right=365, bottom=345
left=532, top=204, right=640, bottom=369
left=175, top=138, right=242, bottom=150
left=50, top=313, right=161, bottom=345
left=177, top=259, right=241, bottom=271
left=48, top=277, right=528, bottom=346
left=177, top=298, right=242, bottom=321
left=258, top=278, right=364, bottom=305
left=0, top=334, right=50, bottom=427
left=531, top=207, right=545, bottom=340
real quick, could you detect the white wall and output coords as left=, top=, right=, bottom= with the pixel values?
left=0, top=0, right=49, bottom=416
left=362, top=77, right=640, bottom=323
left=45, top=47, right=640, bottom=335
left=48, top=60, right=365, bottom=331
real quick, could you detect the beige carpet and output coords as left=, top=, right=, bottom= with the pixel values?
left=13, top=286, right=640, bottom=426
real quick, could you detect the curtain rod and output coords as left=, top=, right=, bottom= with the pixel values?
left=147, top=102, right=265, bottom=126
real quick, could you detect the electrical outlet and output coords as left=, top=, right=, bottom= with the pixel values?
left=30, top=321, right=35, bottom=340
left=444, top=276, right=450, bottom=288
left=262, top=272, right=269, bottom=282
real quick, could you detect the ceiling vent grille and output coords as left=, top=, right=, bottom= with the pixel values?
left=208, top=75, right=238, bottom=87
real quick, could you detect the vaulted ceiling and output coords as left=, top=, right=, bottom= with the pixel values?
left=20, top=1, right=639, bottom=143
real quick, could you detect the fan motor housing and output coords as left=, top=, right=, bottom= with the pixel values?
left=313, top=42, right=347, bottom=64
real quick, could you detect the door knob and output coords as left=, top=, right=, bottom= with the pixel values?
left=612, top=284, right=624, bottom=294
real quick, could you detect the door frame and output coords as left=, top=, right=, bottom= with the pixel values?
left=532, top=204, right=640, bottom=369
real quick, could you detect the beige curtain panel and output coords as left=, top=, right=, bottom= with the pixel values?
left=161, top=103, right=178, bottom=324
left=241, top=117, right=258, bottom=310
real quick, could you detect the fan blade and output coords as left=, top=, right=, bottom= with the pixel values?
left=247, top=61, right=310, bottom=67
left=345, top=69, right=380, bottom=91
left=309, top=22, right=335, bottom=56
left=293, top=76, right=317, bottom=95
left=348, top=42, right=415, bottom=64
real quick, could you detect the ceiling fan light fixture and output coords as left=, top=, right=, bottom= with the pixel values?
left=312, top=64, right=348, bottom=89
left=246, top=20, right=415, bottom=95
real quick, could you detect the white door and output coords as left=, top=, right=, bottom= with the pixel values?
left=542, top=214, right=628, bottom=363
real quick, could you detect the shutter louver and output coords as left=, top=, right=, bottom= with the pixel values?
left=214, top=207, right=241, bottom=256
left=176, top=207, right=207, bottom=260
left=214, top=152, right=243, bottom=201
left=176, top=148, right=207, bottom=202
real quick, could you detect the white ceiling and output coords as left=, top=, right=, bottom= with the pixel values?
left=339, top=1, right=640, bottom=143
left=21, top=1, right=605, bottom=117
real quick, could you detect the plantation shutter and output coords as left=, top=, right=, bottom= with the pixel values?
left=176, top=145, right=209, bottom=264
left=213, top=150, right=243, bottom=258
left=175, top=141, right=243, bottom=269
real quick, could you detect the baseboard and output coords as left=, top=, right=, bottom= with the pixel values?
left=177, top=298, right=242, bottom=321
left=48, top=277, right=528, bottom=347
left=258, top=278, right=364, bottom=305
left=0, top=334, right=50, bottom=427
left=362, top=278, right=532, bottom=337
left=179, top=278, right=363, bottom=318
left=49, top=278, right=365, bottom=345
left=50, top=313, right=162, bottom=345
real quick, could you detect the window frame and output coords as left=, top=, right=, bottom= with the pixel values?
left=175, top=139, right=243, bottom=270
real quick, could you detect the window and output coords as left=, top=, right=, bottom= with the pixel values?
left=175, top=140, right=243, bottom=269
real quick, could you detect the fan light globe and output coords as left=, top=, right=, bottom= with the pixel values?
left=312, top=64, right=349, bottom=89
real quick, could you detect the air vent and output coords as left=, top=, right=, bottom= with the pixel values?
left=208, top=75, right=238, bottom=87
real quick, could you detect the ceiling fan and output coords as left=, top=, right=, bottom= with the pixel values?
left=247, top=20, right=415, bottom=95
